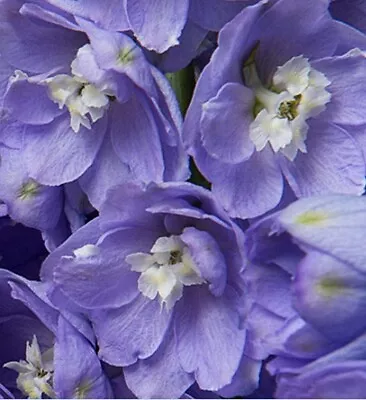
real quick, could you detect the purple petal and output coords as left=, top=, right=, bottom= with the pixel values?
left=124, top=330, right=194, bottom=398
left=149, top=67, right=190, bottom=182
left=313, top=50, right=366, bottom=127
left=201, top=83, right=255, bottom=163
left=277, top=361, right=366, bottom=398
left=189, top=0, right=249, bottom=31
left=180, top=227, right=227, bottom=296
left=158, top=20, right=207, bottom=72
left=45, top=0, right=129, bottom=31
left=0, top=7, right=85, bottom=74
left=332, top=20, right=366, bottom=55
left=277, top=195, right=366, bottom=273
left=99, top=182, right=166, bottom=231
left=217, top=354, right=262, bottom=397
left=110, top=97, right=165, bottom=183
left=63, top=181, right=92, bottom=233
left=46, top=286, right=96, bottom=344
left=92, top=295, right=172, bottom=366
left=8, top=279, right=60, bottom=335
left=149, top=66, right=183, bottom=147
left=54, top=316, right=112, bottom=399
left=175, top=287, right=246, bottom=390
left=19, top=3, right=81, bottom=32
left=0, top=147, right=63, bottom=231
left=280, top=120, right=365, bottom=197
left=245, top=212, right=304, bottom=274
left=5, top=78, right=62, bottom=126
left=207, top=147, right=284, bottom=218
left=76, top=18, right=157, bottom=98
left=23, top=114, right=107, bottom=185
left=0, top=120, right=24, bottom=150
left=256, top=0, right=338, bottom=80
left=146, top=198, right=230, bottom=230
left=244, top=263, right=293, bottom=320
left=303, top=331, right=366, bottom=371
left=0, top=56, right=12, bottom=105
left=293, top=251, right=366, bottom=342
left=183, top=2, right=265, bottom=150
left=267, top=316, right=337, bottom=359
left=79, top=133, right=132, bottom=209
left=41, top=218, right=102, bottom=281
left=125, top=0, right=189, bottom=53
left=42, top=215, right=73, bottom=253
left=54, top=227, right=157, bottom=309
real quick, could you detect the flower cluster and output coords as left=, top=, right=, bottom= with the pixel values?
left=1, top=0, right=366, bottom=398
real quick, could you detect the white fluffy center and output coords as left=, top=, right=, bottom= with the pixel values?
left=46, top=45, right=112, bottom=133
left=126, top=235, right=205, bottom=309
left=246, top=55, right=331, bottom=161
left=4, top=336, right=55, bottom=399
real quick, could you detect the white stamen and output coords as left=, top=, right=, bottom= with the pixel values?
left=9, top=70, right=29, bottom=84
left=247, top=55, right=331, bottom=160
left=46, top=74, right=81, bottom=109
left=73, top=244, right=100, bottom=259
left=126, top=235, right=205, bottom=309
left=4, top=336, right=55, bottom=399
left=46, top=45, right=112, bottom=133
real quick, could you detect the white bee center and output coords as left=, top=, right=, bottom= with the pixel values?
left=4, top=335, right=55, bottom=399
left=246, top=55, right=331, bottom=161
left=125, top=235, right=205, bottom=309
left=46, top=45, right=113, bottom=133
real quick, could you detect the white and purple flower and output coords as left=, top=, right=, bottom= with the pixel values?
left=0, top=0, right=189, bottom=211
left=184, top=0, right=366, bottom=219
left=40, top=182, right=261, bottom=398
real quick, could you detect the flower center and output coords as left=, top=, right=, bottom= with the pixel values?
left=46, top=75, right=110, bottom=134
left=125, top=235, right=205, bottom=309
left=18, top=179, right=40, bottom=200
left=4, top=335, right=55, bottom=399
left=245, top=55, right=331, bottom=161
left=46, top=45, right=113, bottom=133
left=277, top=94, right=302, bottom=121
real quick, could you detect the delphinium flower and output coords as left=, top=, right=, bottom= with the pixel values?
left=245, top=195, right=366, bottom=398
left=184, top=0, right=366, bottom=219
left=39, top=181, right=262, bottom=398
left=0, top=0, right=189, bottom=211
left=0, top=269, right=113, bottom=398
left=3, top=0, right=366, bottom=399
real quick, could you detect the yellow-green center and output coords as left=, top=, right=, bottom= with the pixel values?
left=277, top=94, right=302, bottom=120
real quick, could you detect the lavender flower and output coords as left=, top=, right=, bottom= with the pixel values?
left=0, top=1, right=188, bottom=210
left=184, top=0, right=366, bottom=219
left=41, top=182, right=261, bottom=398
